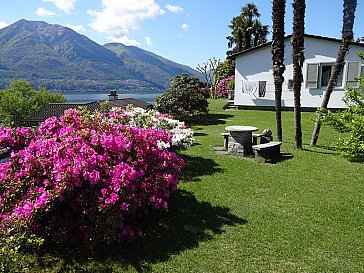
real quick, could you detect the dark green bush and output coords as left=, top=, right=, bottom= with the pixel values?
left=156, top=74, right=208, bottom=120
left=319, top=80, right=364, bottom=162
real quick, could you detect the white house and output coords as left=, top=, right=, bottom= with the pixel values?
left=228, top=34, right=364, bottom=110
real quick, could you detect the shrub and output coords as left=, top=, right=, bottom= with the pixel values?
left=0, top=80, right=65, bottom=127
left=319, top=80, right=364, bottom=162
left=0, top=108, right=184, bottom=247
left=196, top=87, right=211, bottom=99
left=156, top=74, right=208, bottom=120
left=122, top=106, right=194, bottom=149
left=216, top=75, right=235, bottom=98
left=227, top=78, right=235, bottom=91
left=214, top=59, right=235, bottom=84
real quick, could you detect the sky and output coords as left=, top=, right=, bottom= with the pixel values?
left=0, top=0, right=363, bottom=69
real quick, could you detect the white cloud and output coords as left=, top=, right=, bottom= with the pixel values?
left=181, top=23, right=189, bottom=31
left=42, top=0, right=76, bottom=14
left=165, top=4, right=183, bottom=13
left=88, top=0, right=165, bottom=46
left=36, top=7, right=57, bottom=16
left=145, top=36, right=153, bottom=46
left=66, top=24, right=85, bottom=32
left=113, top=36, right=141, bottom=46
left=0, top=22, right=10, bottom=29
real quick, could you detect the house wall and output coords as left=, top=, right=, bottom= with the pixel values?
left=234, top=36, right=364, bottom=109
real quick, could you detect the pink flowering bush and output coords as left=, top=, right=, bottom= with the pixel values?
left=0, top=108, right=184, bottom=246
left=216, top=75, right=235, bottom=98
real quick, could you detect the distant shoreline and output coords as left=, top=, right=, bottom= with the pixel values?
left=59, top=90, right=164, bottom=94
left=62, top=91, right=164, bottom=104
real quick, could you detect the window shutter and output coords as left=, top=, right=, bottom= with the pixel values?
left=346, top=62, right=361, bottom=88
left=306, top=63, right=318, bottom=88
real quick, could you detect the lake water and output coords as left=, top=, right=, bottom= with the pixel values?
left=62, top=92, right=164, bottom=104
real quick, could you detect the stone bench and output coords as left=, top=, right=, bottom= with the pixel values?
left=220, top=133, right=230, bottom=150
left=252, top=133, right=263, bottom=145
left=252, top=141, right=282, bottom=162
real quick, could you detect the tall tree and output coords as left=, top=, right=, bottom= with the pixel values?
left=252, top=20, right=269, bottom=47
left=291, top=0, right=306, bottom=149
left=310, top=0, right=357, bottom=146
left=271, top=0, right=286, bottom=142
left=226, top=3, right=269, bottom=55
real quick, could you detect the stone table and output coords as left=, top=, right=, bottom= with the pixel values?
left=225, top=126, right=258, bottom=156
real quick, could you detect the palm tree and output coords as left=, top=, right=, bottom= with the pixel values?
left=227, top=16, right=244, bottom=54
left=291, top=0, right=306, bottom=149
left=310, top=0, right=357, bottom=146
left=271, top=0, right=286, bottom=142
left=241, top=3, right=260, bottom=50
left=226, top=3, right=268, bottom=55
left=253, top=20, right=269, bottom=47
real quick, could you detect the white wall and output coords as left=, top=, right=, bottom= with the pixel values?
left=234, top=36, right=364, bottom=109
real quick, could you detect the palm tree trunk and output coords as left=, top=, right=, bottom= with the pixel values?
left=311, top=0, right=357, bottom=146
left=272, top=0, right=286, bottom=142
left=292, top=0, right=306, bottom=149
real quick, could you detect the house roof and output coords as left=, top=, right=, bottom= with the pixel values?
left=227, top=34, right=364, bottom=59
left=107, top=98, right=151, bottom=109
left=26, top=98, right=152, bottom=123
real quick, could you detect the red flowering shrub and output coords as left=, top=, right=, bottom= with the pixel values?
left=0, top=108, right=184, bottom=246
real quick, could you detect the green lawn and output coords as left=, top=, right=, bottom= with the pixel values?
left=32, top=99, right=364, bottom=272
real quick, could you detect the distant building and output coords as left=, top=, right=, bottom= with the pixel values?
left=228, top=34, right=364, bottom=110
left=26, top=91, right=152, bottom=126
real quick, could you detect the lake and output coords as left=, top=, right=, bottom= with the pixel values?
left=62, top=92, right=164, bottom=104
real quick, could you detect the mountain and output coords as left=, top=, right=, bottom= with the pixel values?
left=0, top=19, right=202, bottom=92
left=104, top=43, right=200, bottom=90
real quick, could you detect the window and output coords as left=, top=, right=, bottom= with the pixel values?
left=306, top=62, right=356, bottom=89
left=288, top=79, right=294, bottom=90
left=320, top=64, right=343, bottom=87
left=306, top=63, right=319, bottom=88
left=346, top=62, right=361, bottom=88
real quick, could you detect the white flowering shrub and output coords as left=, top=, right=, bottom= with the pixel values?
left=120, top=106, right=194, bottom=150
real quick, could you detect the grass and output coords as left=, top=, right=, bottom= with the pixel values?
left=28, top=99, right=364, bottom=272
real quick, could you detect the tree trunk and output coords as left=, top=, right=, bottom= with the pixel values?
left=272, top=0, right=286, bottom=142
left=237, top=29, right=243, bottom=52
left=311, top=0, right=357, bottom=146
left=244, top=31, right=251, bottom=50
left=292, top=0, right=306, bottom=149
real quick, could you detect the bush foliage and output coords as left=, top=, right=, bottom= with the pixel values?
left=0, top=80, right=65, bottom=127
left=122, top=106, right=194, bottom=149
left=156, top=74, right=208, bottom=120
left=216, top=75, right=235, bottom=98
left=0, top=108, right=185, bottom=251
left=319, top=79, right=364, bottom=162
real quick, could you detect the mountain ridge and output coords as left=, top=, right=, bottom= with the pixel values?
left=0, top=19, right=202, bottom=92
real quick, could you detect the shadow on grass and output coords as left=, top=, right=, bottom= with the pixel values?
left=187, top=113, right=234, bottom=126
left=39, top=190, right=246, bottom=272
left=302, top=145, right=341, bottom=155
left=180, top=154, right=224, bottom=182
left=193, top=132, right=208, bottom=137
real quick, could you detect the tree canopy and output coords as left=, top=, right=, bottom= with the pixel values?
left=0, top=80, right=65, bottom=127
left=226, top=3, right=269, bottom=56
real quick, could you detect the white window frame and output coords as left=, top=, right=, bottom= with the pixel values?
left=346, top=62, right=361, bottom=88
left=306, top=62, right=361, bottom=89
left=306, top=63, right=319, bottom=89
